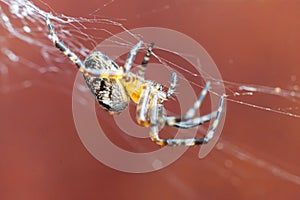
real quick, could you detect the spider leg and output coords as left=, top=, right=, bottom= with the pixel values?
left=151, top=95, right=225, bottom=146
left=137, top=42, right=155, bottom=78
left=204, top=94, right=225, bottom=141
left=46, top=15, right=111, bottom=77
left=46, top=15, right=127, bottom=80
left=136, top=85, right=152, bottom=126
left=46, top=15, right=84, bottom=71
left=150, top=113, right=208, bottom=146
left=124, top=41, right=143, bottom=73
left=148, top=87, right=216, bottom=146
left=163, top=81, right=210, bottom=127
left=166, top=72, right=177, bottom=98
left=172, top=112, right=216, bottom=129
left=173, top=94, right=224, bottom=130
left=150, top=125, right=207, bottom=146
left=183, top=81, right=210, bottom=120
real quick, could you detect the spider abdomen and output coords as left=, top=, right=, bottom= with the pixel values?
left=83, top=51, right=129, bottom=113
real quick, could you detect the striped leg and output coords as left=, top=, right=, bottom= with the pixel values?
left=164, top=81, right=211, bottom=127
left=172, top=112, right=216, bottom=129
left=151, top=94, right=225, bottom=146
left=137, top=42, right=154, bottom=78
left=183, top=81, right=210, bottom=120
left=150, top=125, right=207, bottom=146
left=204, top=94, right=225, bottom=142
left=173, top=94, right=224, bottom=130
left=124, top=41, right=143, bottom=73
left=46, top=15, right=126, bottom=79
left=46, top=15, right=85, bottom=70
left=166, top=72, right=177, bottom=98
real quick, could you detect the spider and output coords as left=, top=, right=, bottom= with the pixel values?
left=46, top=15, right=225, bottom=146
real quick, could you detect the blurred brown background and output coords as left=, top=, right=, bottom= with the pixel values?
left=1, top=0, right=300, bottom=199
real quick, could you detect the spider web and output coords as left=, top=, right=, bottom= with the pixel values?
left=1, top=0, right=299, bottom=118
left=1, top=0, right=300, bottom=198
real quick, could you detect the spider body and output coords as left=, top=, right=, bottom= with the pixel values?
left=83, top=51, right=166, bottom=125
left=46, top=15, right=225, bottom=146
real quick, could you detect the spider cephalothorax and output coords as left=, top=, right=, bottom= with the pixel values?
left=46, top=15, right=225, bottom=146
